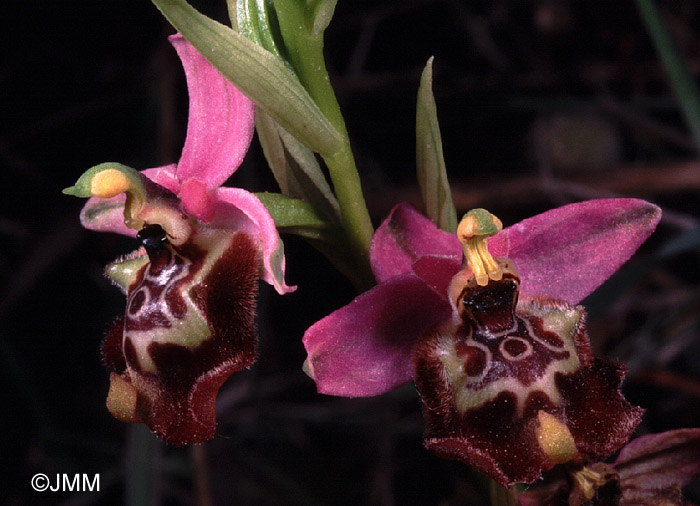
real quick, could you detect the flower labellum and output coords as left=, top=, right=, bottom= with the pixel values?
left=413, top=209, right=643, bottom=486
left=64, top=35, right=293, bottom=445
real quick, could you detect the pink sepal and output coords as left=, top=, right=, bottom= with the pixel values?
left=80, top=193, right=135, bottom=237
left=303, top=274, right=452, bottom=397
left=493, top=198, right=661, bottom=304
left=142, top=165, right=179, bottom=194
left=371, top=199, right=661, bottom=305
left=169, top=34, right=255, bottom=190
left=213, top=187, right=295, bottom=294
left=181, top=178, right=215, bottom=222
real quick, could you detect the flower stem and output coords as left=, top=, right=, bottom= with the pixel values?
left=323, top=146, right=375, bottom=278
left=192, top=444, right=214, bottom=506
left=126, top=424, right=162, bottom=506
left=275, top=1, right=375, bottom=288
left=488, top=479, right=520, bottom=506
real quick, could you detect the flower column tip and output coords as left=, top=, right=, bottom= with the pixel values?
left=63, top=162, right=149, bottom=231
left=457, top=209, right=503, bottom=286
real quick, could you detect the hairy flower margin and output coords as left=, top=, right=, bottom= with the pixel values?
left=65, top=34, right=293, bottom=446
left=303, top=199, right=661, bottom=486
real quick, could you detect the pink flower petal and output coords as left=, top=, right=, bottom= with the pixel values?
left=371, top=200, right=660, bottom=304
left=614, top=428, right=700, bottom=490
left=79, top=193, right=135, bottom=237
left=303, top=274, right=452, bottom=397
left=213, top=187, right=295, bottom=294
left=370, top=203, right=460, bottom=283
left=411, top=254, right=461, bottom=297
left=169, top=34, right=255, bottom=189
left=142, top=164, right=179, bottom=194
left=493, top=199, right=661, bottom=304
left=181, top=178, right=215, bottom=222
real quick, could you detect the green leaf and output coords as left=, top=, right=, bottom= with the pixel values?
left=273, top=0, right=375, bottom=272
left=254, top=192, right=337, bottom=238
left=151, top=0, right=343, bottom=157
left=233, top=0, right=374, bottom=286
left=635, top=0, right=700, bottom=154
left=256, top=110, right=341, bottom=223
left=234, top=1, right=341, bottom=223
left=232, top=0, right=287, bottom=61
left=416, top=57, right=458, bottom=233
left=256, top=192, right=375, bottom=290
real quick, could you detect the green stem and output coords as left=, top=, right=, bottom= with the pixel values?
left=488, top=479, right=520, bottom=506
left=324, top=146, right=375, bottom=280
left=192, top=445, right=214, bottom=506
left=275, top=2, right=375, bottom=287
left=635, top=0, right=700, bottom=154
left=126, top=424, right=162, bottom=506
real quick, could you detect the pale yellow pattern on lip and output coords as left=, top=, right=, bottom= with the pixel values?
left=436, top=301, right=583, bottom=416
left=124, top=229, right=234, bottom=373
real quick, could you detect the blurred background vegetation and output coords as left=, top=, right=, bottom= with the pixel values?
left=2, top=1, right=700, bottom=504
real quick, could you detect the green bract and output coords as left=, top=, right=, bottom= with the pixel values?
left=151, top=0, right=343, bottom=157
left=416, top=58, right=458, bottom=234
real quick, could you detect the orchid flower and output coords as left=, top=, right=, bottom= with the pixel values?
left=64, top=34, right=294, bottom=446
left=518, top=428, right=700, bottom=505
left=303, top=199, right=661, bottom=486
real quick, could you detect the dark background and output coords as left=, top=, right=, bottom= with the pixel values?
left=2, top=1, right=700, bottom=504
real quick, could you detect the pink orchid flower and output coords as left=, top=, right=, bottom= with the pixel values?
left=65, top=34, right=293, bottom=446
left=518, top=428, right=700, bottom=505
left=303, top=199, right=661, bottom=486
